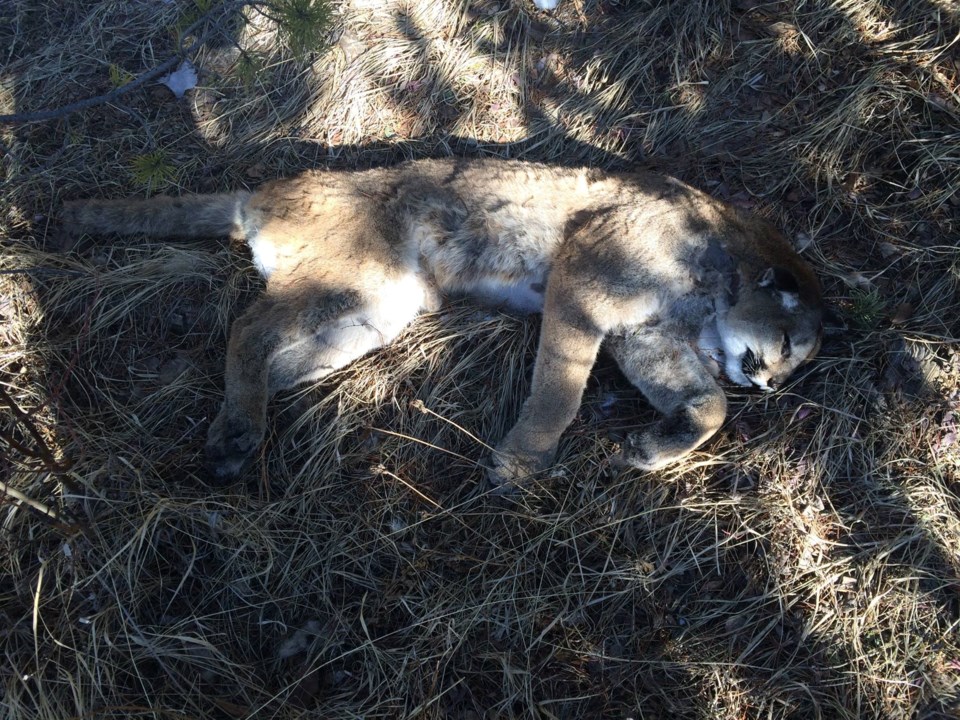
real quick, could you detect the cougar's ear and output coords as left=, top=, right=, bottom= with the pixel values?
left=759, top=267, right=799, bottom=292
left=759, top=267, right=800, bottom=309
left=820, top=304, right=847, bottom=337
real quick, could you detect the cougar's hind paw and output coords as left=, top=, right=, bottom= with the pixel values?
left=204, top=414, right=264, bottom=482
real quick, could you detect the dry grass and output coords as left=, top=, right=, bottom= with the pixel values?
left=2, top=0, right=960, bottom=717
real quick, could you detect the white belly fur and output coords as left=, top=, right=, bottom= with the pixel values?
left=247, top=233, right=277, bottom=278
left=464, top=277, right=546, bottom=313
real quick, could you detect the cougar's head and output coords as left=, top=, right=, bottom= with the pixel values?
left=718, top=266, right=823, bottom=391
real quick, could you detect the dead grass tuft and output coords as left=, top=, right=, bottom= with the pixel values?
left=2, top=0, right=959, bottom=717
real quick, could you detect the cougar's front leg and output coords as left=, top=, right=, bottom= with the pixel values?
left=488, top=291, right=604, bottom=487
left=606, top=327, right=727, bottom=471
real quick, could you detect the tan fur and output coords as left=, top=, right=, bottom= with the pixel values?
left=62, top=158, right=823, bottom=484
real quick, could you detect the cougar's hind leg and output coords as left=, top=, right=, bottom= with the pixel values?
left=606, top=327, right=727, bottom=472
left=204, top=291, right=356, bottom=482
left=205, top=276, right=428, bottom=481
left=264, top=289, right=371, bottom=392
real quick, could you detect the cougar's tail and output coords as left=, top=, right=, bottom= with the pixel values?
left=62, top=192, right=250, bottom=238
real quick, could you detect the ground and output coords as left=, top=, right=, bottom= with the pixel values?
left=1, top=0, right=959, bottom=718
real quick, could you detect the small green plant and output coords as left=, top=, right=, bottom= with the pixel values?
left=173, top=0, right=218, bottom=39
left=108, top=64, right=134, bottom=89
left=849, top=287, right=886, bottom=330
left=130, top=150, right=176, bottom=194
left=234, top=51, right=264, bottom=87
left=273, top=0, right=332, bottom=58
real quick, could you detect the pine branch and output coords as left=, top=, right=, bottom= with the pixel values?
left=0, top=2, right=253, bottom=127
left=0, top=55, right=185, bottom=126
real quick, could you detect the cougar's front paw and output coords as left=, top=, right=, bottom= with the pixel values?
left=204, top=412, right=264, bottom=482
left=614, top=432, right=672, bottom=473
left=485, top=445, right=552, bottom=491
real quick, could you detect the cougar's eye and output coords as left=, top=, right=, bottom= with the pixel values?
left=742, top=349, right=764, bottom=377
left=781, top=332, right=792, bottom=359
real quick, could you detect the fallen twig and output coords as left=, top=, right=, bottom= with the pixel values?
left=0, top=385, right=70, bottom=472
left=0, top=6, right=223, bottom=126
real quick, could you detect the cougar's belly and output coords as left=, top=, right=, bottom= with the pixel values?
left=411, top=202, right=559, bottom=313
left=461, top=274, right=548, bottom=313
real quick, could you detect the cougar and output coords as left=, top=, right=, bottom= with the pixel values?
left=62, top=158, right=823, bottom=485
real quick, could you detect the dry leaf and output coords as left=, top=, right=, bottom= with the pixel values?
left=158, top=356, right=190, bottom=385
left=890, top=302, right=914, bottom=325
left=794, top=231, right=814, bottom=252
left=246, top=163, right=266, bottom=179
left=879, top=242, right=899, bottom=258
left=843, top=272, right=873, bottom=289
